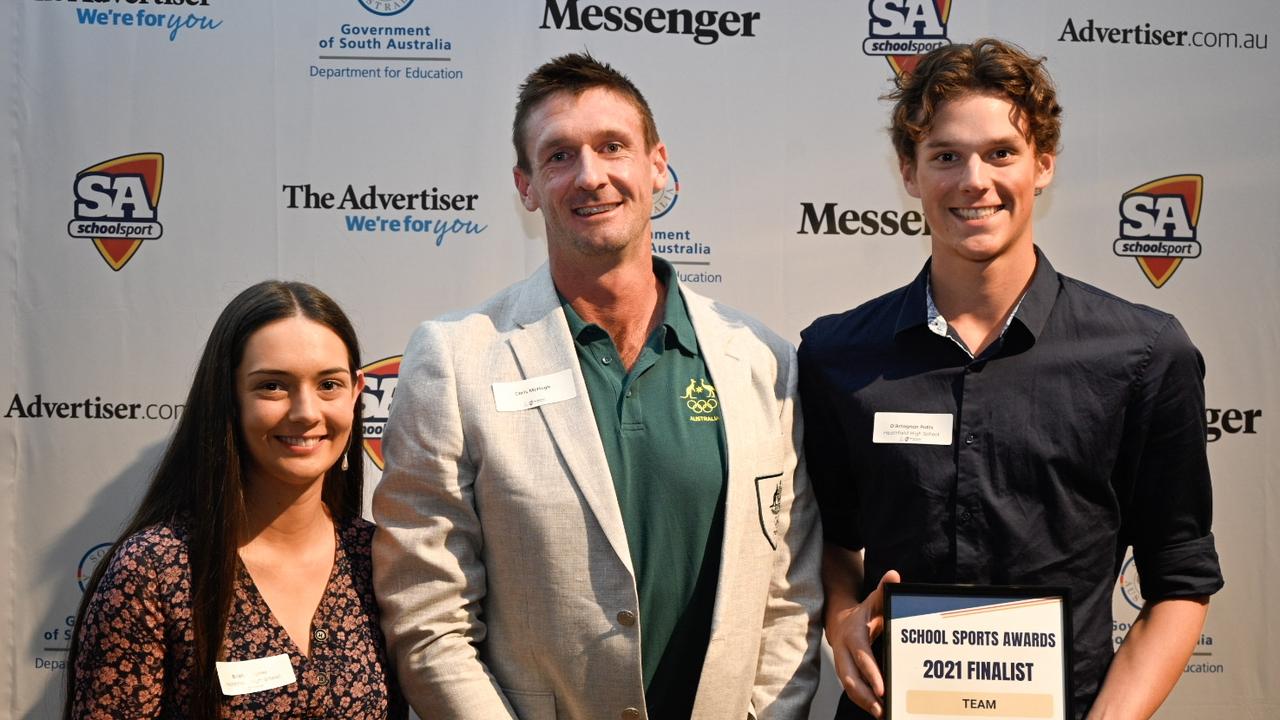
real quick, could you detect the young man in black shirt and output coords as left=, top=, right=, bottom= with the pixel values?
left=799, top=38, right=1223, bottom=720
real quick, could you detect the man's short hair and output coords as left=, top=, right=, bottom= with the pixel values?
left=886, top=38, right=1063, bottom=162
left=513, top=52, right=660, bottom=172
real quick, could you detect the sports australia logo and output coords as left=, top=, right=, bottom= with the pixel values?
left=360, top=356, right=401, bottom=470
left=681, top=377, right=719, bottom=422
left=1113, top=174, right=1203, bottom=288
left=68, top=153, right=165, bottom=271
left=863, top=0, right=952, bottom=77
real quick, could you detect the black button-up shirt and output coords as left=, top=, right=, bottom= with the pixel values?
left=798, top=249, right=1223, bottom=718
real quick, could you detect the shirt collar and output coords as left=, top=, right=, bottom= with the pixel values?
left=560, top=257, right=698, bottom=354
left=895, top=246, right=1060, bottom=346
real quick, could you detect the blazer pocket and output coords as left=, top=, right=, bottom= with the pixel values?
left=502, top=687, right=557, bottom=720
left=754, top=471, right=784, bottom=551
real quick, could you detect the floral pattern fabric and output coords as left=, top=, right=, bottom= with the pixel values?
left=71, top=517, right=406, bottom=719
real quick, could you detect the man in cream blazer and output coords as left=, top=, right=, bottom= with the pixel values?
left=373, top=53, right=821, bottom=720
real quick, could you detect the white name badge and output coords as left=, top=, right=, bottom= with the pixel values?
left=492, top=369, right=577, bottom=412
left=873, top=412, right=954, bottom=445
left=216, top=653, right=296, bottom=696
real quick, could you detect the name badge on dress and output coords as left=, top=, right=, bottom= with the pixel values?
left=873, top=412, right=954, bottom=445
left=492, top=369, right=577, bottom=412
left=216, top=653, right=296, bottom=696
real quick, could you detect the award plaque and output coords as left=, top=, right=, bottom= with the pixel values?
left=884, top=583, right=1072, bottom=720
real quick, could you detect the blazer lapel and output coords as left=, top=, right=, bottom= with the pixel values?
left=505, top=265, right=634, bottom=575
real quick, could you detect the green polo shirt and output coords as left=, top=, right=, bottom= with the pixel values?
left=561, top=259, right=727, bottom=718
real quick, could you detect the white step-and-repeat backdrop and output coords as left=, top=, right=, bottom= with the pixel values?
left=3, top=1, right=1276, bottom=717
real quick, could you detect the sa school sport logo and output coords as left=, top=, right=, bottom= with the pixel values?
left=1113, top=174, right=1203, bottom=288
left=360, top=356, right=401, bottom=470
left=864, top=0, right=952, bottom=77
left=68, top=152, right=165, bottom=271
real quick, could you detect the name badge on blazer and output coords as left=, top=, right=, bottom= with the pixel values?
left=216, top=654, right=296, bottom=696
left=492, top=369, right=577, bottom=411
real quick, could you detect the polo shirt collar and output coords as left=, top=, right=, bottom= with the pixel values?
left=894, top=245, right=1060, bottom=344
left=560, top=257, right=698, bottom=355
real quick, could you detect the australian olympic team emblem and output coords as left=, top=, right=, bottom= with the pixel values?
left=864, top=0, right=952, bottom=78
left=681, top=377, right=718, bottom=416
left=360, top=355, right=402, bottom=470
left=358, top=0, right=414, bottom=16
left=1113, top=174, right=1204, bottom=288
left=68, top=152, right=165, bottom=271
left=651, top=165, right=679, bottom=220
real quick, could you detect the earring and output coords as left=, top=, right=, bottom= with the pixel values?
left=1035, top=188, right=1043, bottom=196
left=340, top=452, right=349, bottom=471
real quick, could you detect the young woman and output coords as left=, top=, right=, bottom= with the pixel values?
left=65, top=281, right=405, bottom=719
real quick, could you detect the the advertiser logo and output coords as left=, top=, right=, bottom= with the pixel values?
left=359, top=0, right=414, bottom=16
left=539, top=0, right=760, bottom=45
left=33, top=0, right=224, bottom=42
left=68, top=153, right=164, bottom=271
left=1058, top=17, right=1268, bottom=52
left=281, top=183, right=487, bottom=247
left=1113, top=174, right=1203, bottom=288
left=797, top=202, right=932, bottom=237
left=360, top=356, right=400, bottom=470
left=864, top=0, right=952, bottom=77
left=5, top=393, right=184, bottom=421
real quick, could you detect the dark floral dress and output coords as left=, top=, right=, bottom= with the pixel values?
left=70, top=517, right=406, bottom=719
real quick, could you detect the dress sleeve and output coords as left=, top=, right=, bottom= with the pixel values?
left=1123, top=316, right=1224, bottom=600
left=70, top=532, right=170, bottom=719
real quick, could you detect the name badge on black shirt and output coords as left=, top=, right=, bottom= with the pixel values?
left=873, top=412, right=954, bottom=445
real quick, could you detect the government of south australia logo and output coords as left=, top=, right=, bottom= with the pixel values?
left=1113, top=174, right=1203, bottom=288
left=360, top=356, right=401, bottom=469
left=77, top=543, right=113, bottom=592
left=68, top=152, right=165, bottom=271
left=1117, top=554, right=1144, bottom=611
left=359, top=0, right=414, bottom=16
left=681, top=377, right=719, bottom=421
left=864, top=0, right=951, bottom=77
left=652, top=165, right=679, bottom=220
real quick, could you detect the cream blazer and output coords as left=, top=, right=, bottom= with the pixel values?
left=372, top=264, right=822, bottom=720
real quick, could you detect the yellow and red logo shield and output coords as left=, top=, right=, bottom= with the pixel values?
left=70, top=153, right=165, bottom=271
left=1114, top=174, right=1204, bottom=288
left=886, top=0, right=952, bottom=78
left=360, top=355, right=402, bottom=470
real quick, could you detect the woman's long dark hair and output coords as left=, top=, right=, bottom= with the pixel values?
left=63, top=280, right=364, bottom=720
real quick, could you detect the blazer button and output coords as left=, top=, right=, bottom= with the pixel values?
left=621, top=708, right=641, bottom=720
left=616, top=610, right=637, bottom=627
